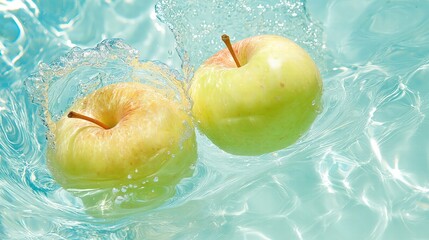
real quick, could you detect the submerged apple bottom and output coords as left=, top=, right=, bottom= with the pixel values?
left=71, top=138, right=197, bottom=218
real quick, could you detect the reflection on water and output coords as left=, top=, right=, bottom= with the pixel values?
left=1, top=0, right=429, bottom=239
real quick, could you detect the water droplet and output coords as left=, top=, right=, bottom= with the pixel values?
left=153, top=176, right=159, bottom=182
left=115, top=196, right=125, bottom=205
left=127, top=174, right=132, bottom=179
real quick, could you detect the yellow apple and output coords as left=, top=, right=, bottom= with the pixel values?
left=189, top=35, right=322, bottom=155
left=47, top=82, right=197, bottom=218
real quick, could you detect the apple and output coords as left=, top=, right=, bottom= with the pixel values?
left=47, top=82, right=197, bottom=218
left=189, top=35, right=322, bottom=155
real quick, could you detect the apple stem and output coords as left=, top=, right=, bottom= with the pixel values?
left=68, top=111, right=110, bottom=130
left=221, top=34, right=241, bottom=68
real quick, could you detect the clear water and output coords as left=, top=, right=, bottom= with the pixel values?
left=1, top=0, right=429, bottom=239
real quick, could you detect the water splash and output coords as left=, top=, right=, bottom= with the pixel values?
left=26, top=38, right=189, bottom=126
left=155, top=0, right=326, bottom=81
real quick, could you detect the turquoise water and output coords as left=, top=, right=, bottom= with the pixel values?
left=1, top=0, right=429, bottom=239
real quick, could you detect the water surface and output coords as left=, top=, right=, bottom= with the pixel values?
left=1, top=0, right=429, bottom=239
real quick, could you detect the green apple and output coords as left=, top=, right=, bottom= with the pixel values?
left=189, top=35, right=322, bottom=155
left=47, top=82, right=197, bottom=218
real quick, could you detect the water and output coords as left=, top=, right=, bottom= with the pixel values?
left=1, top=0, right=429, bottom=239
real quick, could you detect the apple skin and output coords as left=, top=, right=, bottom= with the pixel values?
left=47, top=82, right=197, bottom=217
left=189, top=35, right=322, bottom=155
